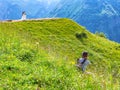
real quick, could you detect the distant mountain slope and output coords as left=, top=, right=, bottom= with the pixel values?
left=0, top=0, right=22, bottom=20
left=0, top=18, right=120, bottom=89
left=0, top=0, right=59, bottom=20
left=47, top=0, right=120, bottom=42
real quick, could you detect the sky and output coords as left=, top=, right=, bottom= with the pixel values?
left=11, top=0, right=60, bottom=3
left=8, top=0, right=61, bottom=6
left=0, top=0, right=61, bottom=20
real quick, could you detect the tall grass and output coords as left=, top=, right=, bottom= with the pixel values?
left=0, top=19, right=120, bottom=89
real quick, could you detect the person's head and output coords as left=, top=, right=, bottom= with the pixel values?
left=82, top=51, right=88, bottom=59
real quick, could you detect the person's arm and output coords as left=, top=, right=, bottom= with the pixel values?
left=76, top=58, right=82, bottom=67
left=78, top=58, right=83, bottom=66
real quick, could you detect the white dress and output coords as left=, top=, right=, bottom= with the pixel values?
left=78, top=58, right=90, bottom=71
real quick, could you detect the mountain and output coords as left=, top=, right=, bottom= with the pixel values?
left=0, top=0, right=22, bottom=20
left=47, top=0, right=120, bottom=42
left=0, top=0, right=120, bottom=43
left=0, top=19, right=120, bottom=89
left=0, top=0, right=60, bottom=20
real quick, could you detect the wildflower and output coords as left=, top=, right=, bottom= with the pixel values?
left=71, top=61, right=75, bottom=65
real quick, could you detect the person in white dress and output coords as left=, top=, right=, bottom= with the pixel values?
left=76, top=51, right=90, bottom=72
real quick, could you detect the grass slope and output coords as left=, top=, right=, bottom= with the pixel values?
left=0, top=18, right=120, bottom=90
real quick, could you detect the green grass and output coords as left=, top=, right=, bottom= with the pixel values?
left=0, top=18, right=120, bottom=90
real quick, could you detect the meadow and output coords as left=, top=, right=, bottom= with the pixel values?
left=0, top=19, right=120, bottom=90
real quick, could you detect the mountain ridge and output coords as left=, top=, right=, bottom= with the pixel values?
left=47, top=0, right=120, bottom=42
left=0, top=0, right=120, bottom=43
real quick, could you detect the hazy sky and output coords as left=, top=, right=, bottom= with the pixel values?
left=11, top=0, right=60, bottom=3
left=9, top=0, right=61, bottom=6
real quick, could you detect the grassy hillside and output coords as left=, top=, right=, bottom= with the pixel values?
left=0, top=18, right=120, bottom=90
